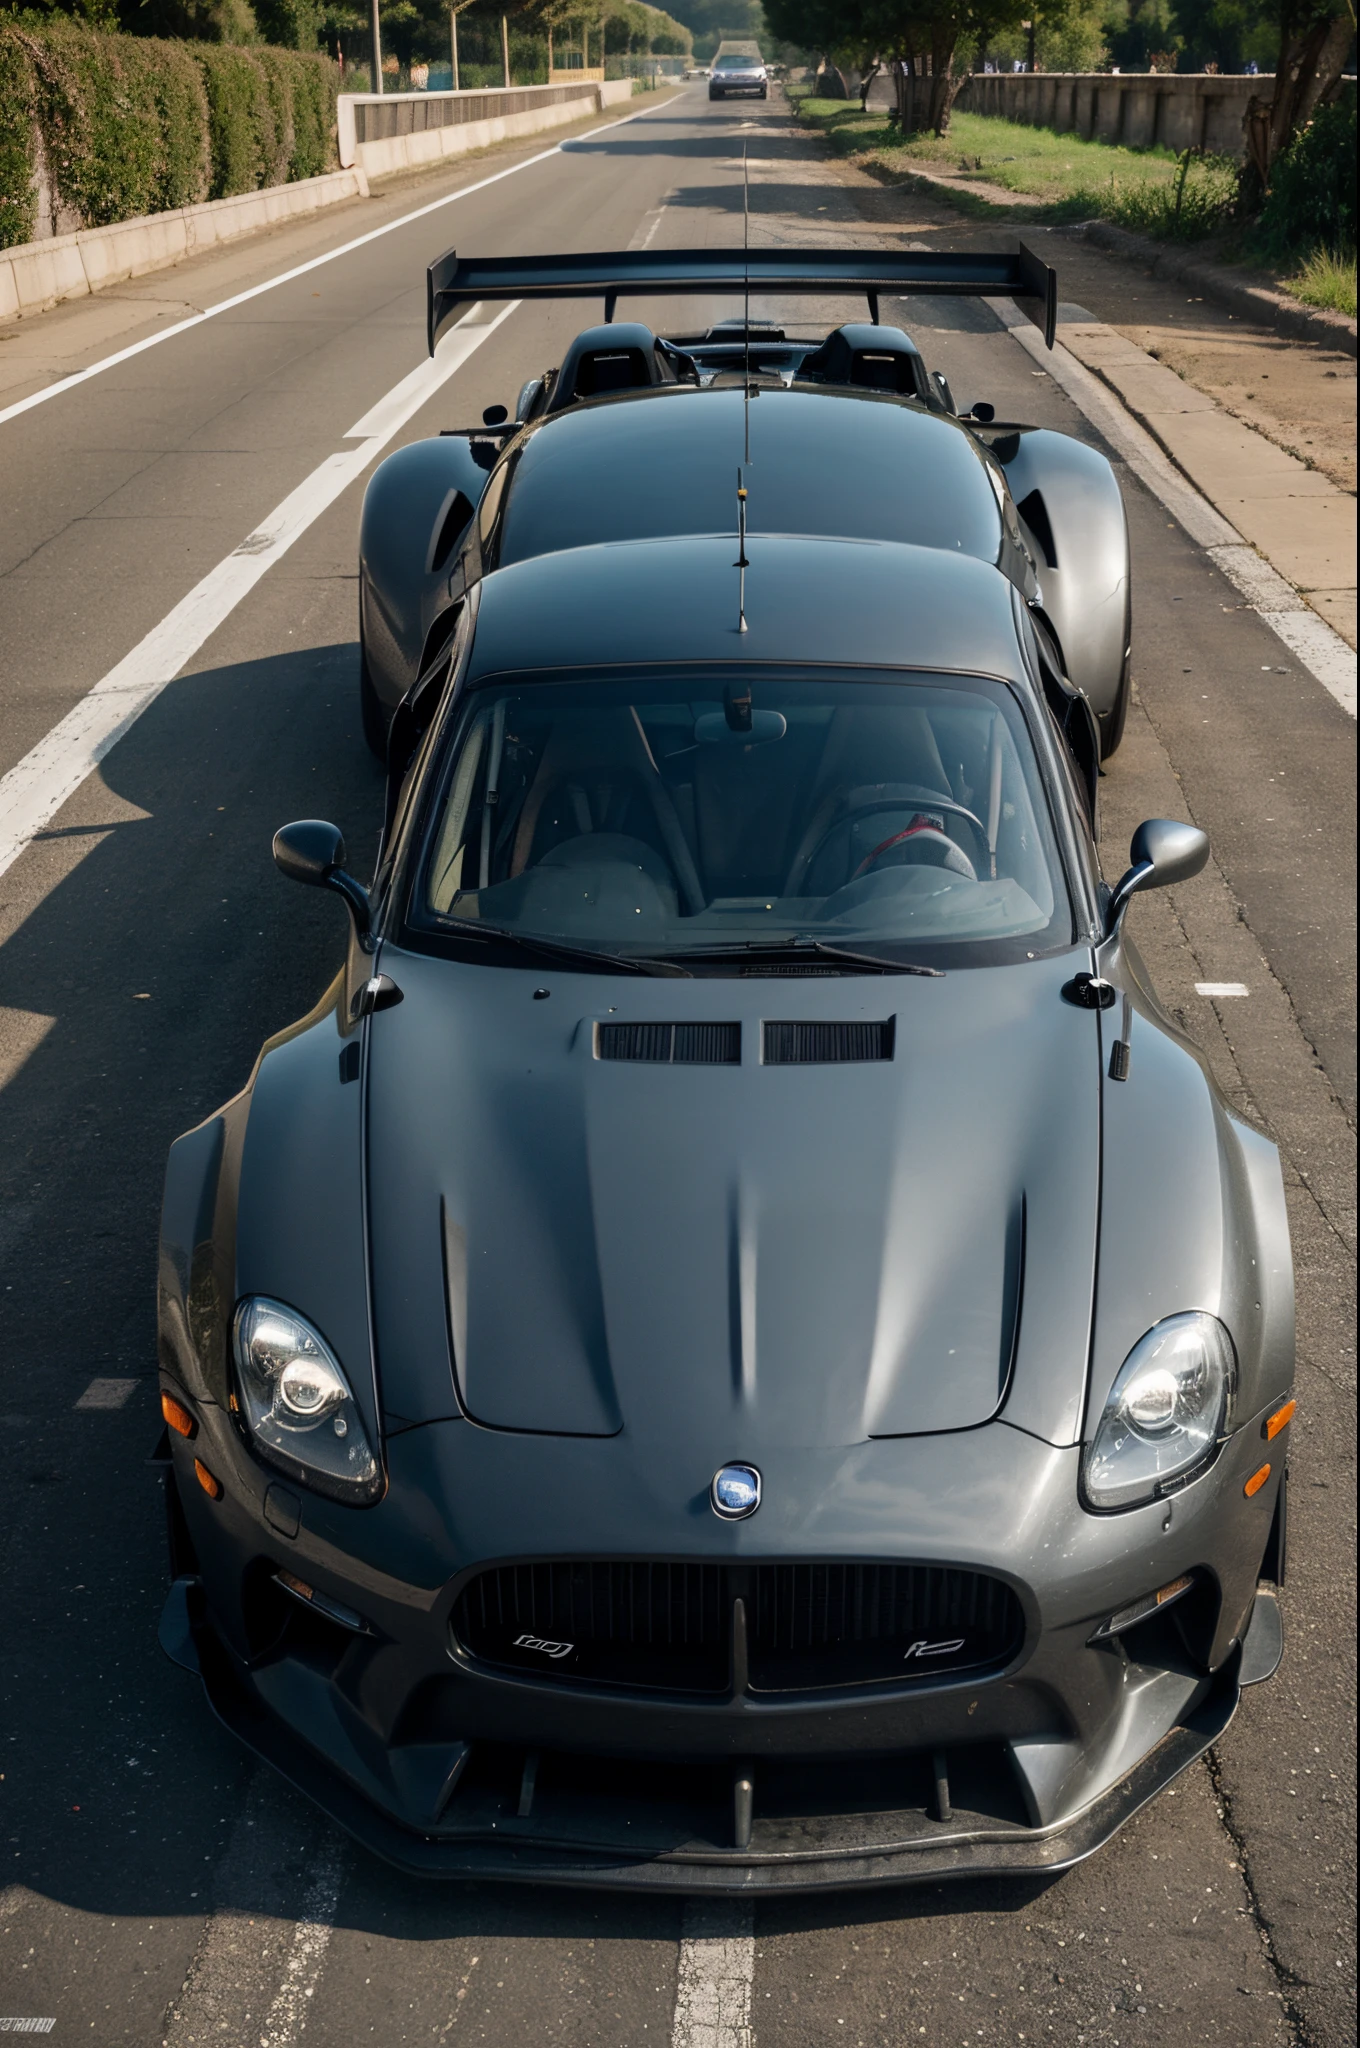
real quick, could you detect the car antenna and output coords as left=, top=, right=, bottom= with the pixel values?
left=736, top=140, right=750, bottom=636
left=735, top=466, right=749, bottom=635
left=742, top=139, right=752, bottom=466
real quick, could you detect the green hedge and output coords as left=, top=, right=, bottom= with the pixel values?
left=0, top=20, right=338, bottom=249
left=0, top=28, right=36, bottom=245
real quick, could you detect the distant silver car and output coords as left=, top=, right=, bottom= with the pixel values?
left=710, top=51, right=767, bottom=98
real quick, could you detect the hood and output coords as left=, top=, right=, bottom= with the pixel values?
left=366, top=950, right=1100, bottom=1458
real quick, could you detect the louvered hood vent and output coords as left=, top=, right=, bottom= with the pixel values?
left=596, top=1021, right=741, bottom=1064
left=763, top=1018, right=895, bottom=1064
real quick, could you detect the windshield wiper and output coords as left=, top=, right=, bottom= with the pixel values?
left=659, top=937, right=944, bottom=976
left=438, top=918, right=692, bottom=977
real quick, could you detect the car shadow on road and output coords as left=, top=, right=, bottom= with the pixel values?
left=0, top=638, right=384, bottom=1930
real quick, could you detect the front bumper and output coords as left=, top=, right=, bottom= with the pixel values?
left=159, top=1410, right=1284, bottom=1891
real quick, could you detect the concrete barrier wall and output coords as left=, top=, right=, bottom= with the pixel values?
left=339, top=81, right=633, bottom=175
left=1, top=81, right=638, bottom=322
left=955, top=72, right=1265, bottom=157
left=0, top=166, right=370, bottom=323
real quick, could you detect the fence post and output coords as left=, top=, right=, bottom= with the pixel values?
left=369, top=0, right=383, bottom=94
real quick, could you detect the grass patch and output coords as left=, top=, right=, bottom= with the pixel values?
left=1279, top=246, right=1357, bottom=318
left=789, top=89, right=1237, bottom=242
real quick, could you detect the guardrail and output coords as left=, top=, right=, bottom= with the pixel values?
left=337, top=82, right=632, bottom=173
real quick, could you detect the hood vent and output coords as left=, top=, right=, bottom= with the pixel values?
left=740, top=965, right=841, bottom=977
left=596, top=1021, right=741, bottom=1065
left=763, top=1018, right=895, bottom=1064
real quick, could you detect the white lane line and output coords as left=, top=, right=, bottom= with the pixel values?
left=74, top=1376, right=139, bottom=1409
left=671, top=1899, right=755, bottom=2048
left=1197, top=981, right=1250, bottom=997
left=0, top=100, right=661, bottom=432
left=257, top=1838, right=346, bottom=2048
left=984, top=296, right=1357, bottom=719
left=0, top=299, right=515, bottom=884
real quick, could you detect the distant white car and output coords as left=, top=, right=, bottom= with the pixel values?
left=709, top=52, right=767, bottom=98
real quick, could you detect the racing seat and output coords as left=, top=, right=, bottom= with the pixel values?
left=796, top=324, right=926, bottom=399
left=508, top=707, right=705, bottom=913
left=546, top=324, right=668, bottom=413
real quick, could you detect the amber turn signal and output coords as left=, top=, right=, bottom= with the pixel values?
left=194, top=1459, right=223, bottom=1501
left=1264, top=1399, right=1296, bottom=1442
left=1244, top=1463, right=1271, bottom=1498
left=161, top=1391, right=196, bottom=1440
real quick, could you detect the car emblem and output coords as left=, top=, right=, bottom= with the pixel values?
left=711, top=1463, right=761, bottom=1519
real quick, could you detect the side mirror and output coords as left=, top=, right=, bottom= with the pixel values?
left=273, top=820, right=371, bottom=947
left=1106, top=818, right=1209, bottom=936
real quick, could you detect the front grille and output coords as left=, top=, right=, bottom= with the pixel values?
left=596, top=1022, right=741, bottom=1064
left=452, top=1559, right=1023, bottom=1696
left=454, top=1561, right=729, bottom=1693
left=762, top=1019, right=895, bottom=1063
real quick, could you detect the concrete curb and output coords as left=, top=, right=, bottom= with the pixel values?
left=0, top=168, right=371, bottom=324
left=987, top=296, right=1357, bottom=716
left=1069, top=220, right=1357, bottom=358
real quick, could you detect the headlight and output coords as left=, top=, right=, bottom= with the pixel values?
left=232, top=1298, right=381, bottom=1505
left=1082, top=1312, right=1235, bottom=1511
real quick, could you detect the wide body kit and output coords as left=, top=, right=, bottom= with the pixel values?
left=155, top=251, right=1294, bottom=1889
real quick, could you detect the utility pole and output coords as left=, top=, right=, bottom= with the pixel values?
left=1024, top=17, right=1036, bottom=70
left=450, top=5, right=458, bottom=88
left=370, top=0, right=383, bottom=92
left=501, top=10, right=511, bottom=85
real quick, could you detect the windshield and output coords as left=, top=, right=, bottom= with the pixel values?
left=715, top=52, right=760, bottom=66
left=409, top=669, right=1071, bottom=968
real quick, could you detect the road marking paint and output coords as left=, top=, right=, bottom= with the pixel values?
left=1197, top=982, right=1250, bottom=998
left=671, top=1898, right=755, bottom=2048
left=74, top=1377, right=139, bottom=1409
left=984, top=297, right=1357, bottom=720
left=0, top=102, right=660, bottom=432
left=258, top=1839, right=346, bottom=2048
left=0, top=301, right=515, bottom=885
left=0, top=2024, right=56, bottom=2036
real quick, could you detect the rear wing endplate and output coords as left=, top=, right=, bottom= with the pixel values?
left=427, top=246, right=1058, bottom=356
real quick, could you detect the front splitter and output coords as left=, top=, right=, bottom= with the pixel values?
left=165, top=1580, right=1246, bottom=1893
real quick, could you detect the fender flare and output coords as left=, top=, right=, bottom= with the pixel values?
left=358, top=435, right=495, bottom=712
left=992, top=428, right=1131, bottom=731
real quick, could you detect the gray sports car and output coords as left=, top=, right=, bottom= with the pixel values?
left=156, top=249, right=1294, bottom=1890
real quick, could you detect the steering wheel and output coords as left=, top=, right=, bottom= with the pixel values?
left=799, top=795, right=988, bottom=894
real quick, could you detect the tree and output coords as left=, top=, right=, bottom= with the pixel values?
left=1241, top=0, right=1355, bottom=207
left=766, top=0, right=1079, bottom=134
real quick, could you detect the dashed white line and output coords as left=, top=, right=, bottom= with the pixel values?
left=74, top=1377, right=139, bottom=1409
left=670, top=1899, right=755, bottom=2048
left=257, top=1839, right=346, bottom=2048
left=1197, top=982, right=1251, bottom=997
left=0, top=299, right=515, bottom=884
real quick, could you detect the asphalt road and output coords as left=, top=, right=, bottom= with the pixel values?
left=0, top=86, right=1354, bottom=2048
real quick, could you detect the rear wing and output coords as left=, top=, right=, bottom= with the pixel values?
left=427, top=246, right=1058, bottom=356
